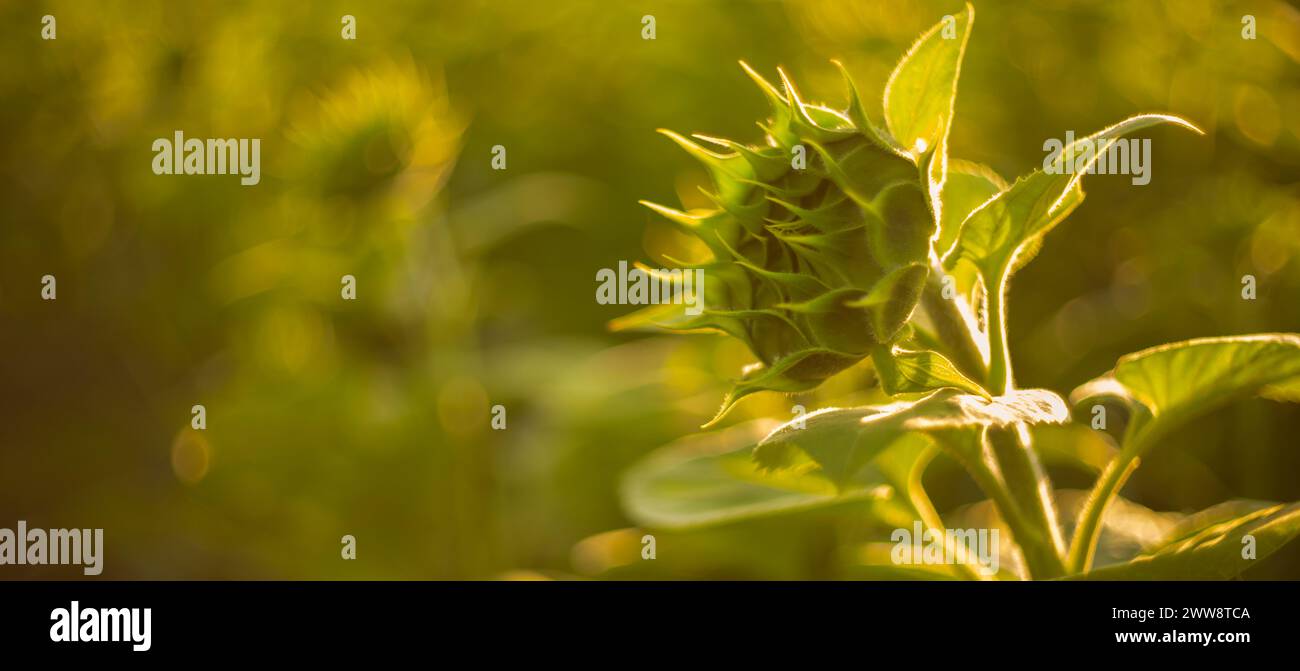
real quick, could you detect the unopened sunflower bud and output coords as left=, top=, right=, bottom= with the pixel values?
left=615, top=62, right=941, bottom=426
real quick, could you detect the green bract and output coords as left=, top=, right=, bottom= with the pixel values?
left=614, top=4, right=1300, bottom=581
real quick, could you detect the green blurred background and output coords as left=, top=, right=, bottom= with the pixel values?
left=1, top=0, right=1298, bottom=579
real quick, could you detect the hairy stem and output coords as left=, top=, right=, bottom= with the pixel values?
left=1066, top=454, right=1142, bottom=574
left=908, top=445, right=994, bottom=581
left=971, top=271, right=1069, bottom=577
left=985, top=272, right=1013, bottom=395
left=921, top=268, right=987, bottom=383
left=936, top=429, right=1051, bottom=580
left=961, top=451, right=1039, bottom=578
left=987, top=427, right=1067, bottom=579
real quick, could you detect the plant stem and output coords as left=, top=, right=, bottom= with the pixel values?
left=987, top=427, right=1067, bottom=579
left=925, top=267, right=1066, bottom=578
left=908, top=445, right=993, bottom=581
left=960, top=450, right=1040, bottom=578
left=921, top=268, right=987, bottom=383
left=986, top=271, right=1013, bottom=395
left=1066, top=454, right=1141, bottom=573
left=971, top=271, right=1069, bottom=577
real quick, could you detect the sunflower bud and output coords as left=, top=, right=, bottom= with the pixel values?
left=615, top=62, right=940, bottom=426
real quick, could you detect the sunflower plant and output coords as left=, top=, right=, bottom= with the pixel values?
left=615, top=4, right=1300, bottom=580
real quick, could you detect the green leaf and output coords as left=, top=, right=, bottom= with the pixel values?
left=943, top=168, right=1080, bottom=284
left=943, top=114, right=1202, bottom=284
left=900, top=388, right=1069, bottom=432
left=1067, top=375, right=1134, bottom=411
left=1058, top=490, right=1180, bottom=570
left=756, top=388, right=1067, bottom=486
left=871, top=347, right=989, bottom=398
left=754, top=406, right=892, bottom=486
left=949, top=489, right=1178, bottom=579
left=1077, top=334, right=1300, bottom=459
left=833, top=60, right=907, bottom=157
left=620, top=420, right=900, bottom=530
left=936, top=159, right=1005, bottom=258
left=705, top=348, right=862, bottom=428
left=1067, top=334, right=1300, bottom=574
left=1074, top=502, right=1300, bottom=579
left=883, top=3, right=972, bottom=158
left=1162, top=499, right=1276, bottom=543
